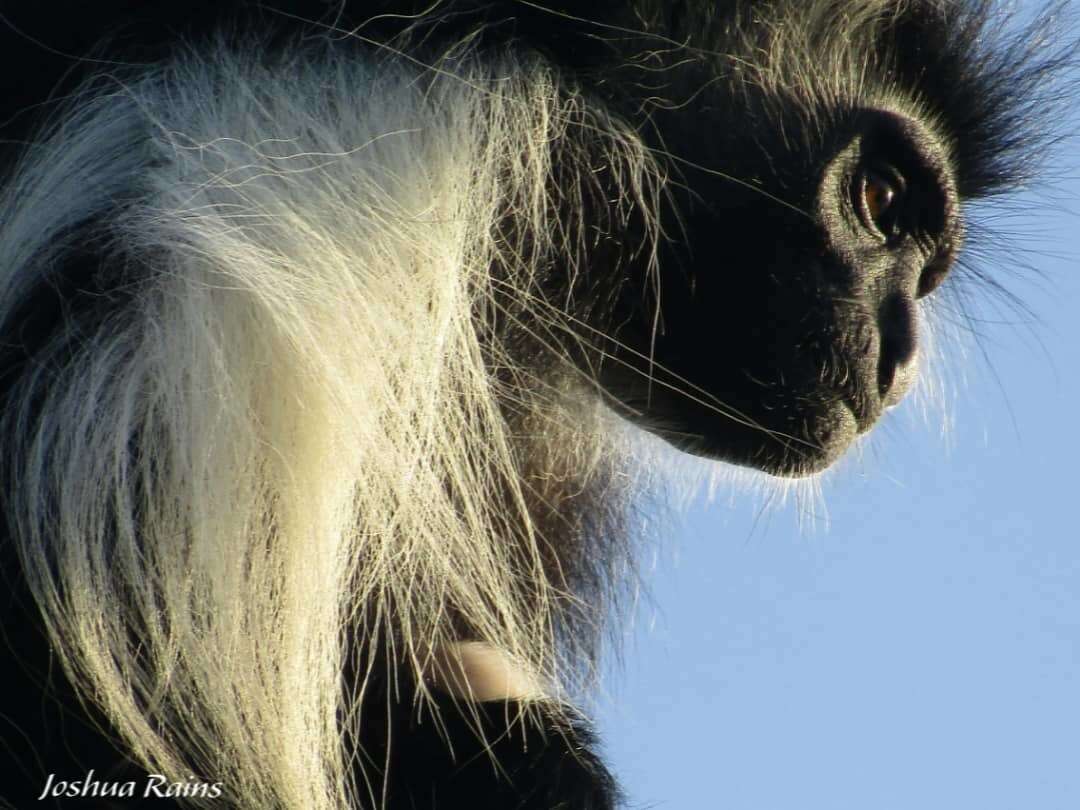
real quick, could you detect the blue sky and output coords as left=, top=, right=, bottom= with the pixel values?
left=597, top=5, right=1080, bottom=809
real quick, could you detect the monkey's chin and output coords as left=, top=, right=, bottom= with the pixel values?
left=665, top=402, right=860, bottom=479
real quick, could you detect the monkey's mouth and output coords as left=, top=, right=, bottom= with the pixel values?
left=670, top=399, right=862, bottom=477
left=603, top=303, right=909, bottom=478
left=627, top=376, right=878, bottom=478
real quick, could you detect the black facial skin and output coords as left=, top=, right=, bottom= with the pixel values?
left=600, top=107, right=961, bottom=476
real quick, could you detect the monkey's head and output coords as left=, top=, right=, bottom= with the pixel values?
left=551, top=0, right=1066, bottom=477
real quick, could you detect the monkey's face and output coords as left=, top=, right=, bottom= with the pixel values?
left=521, top=0, right=1045, bottom=479
left=600, top=107, right=962, bottom=477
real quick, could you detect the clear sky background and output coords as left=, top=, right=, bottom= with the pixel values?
left=597, top=4, right=1080, bottom=809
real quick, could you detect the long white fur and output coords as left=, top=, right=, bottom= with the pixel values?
left=0, top=38, right=662, bottom=809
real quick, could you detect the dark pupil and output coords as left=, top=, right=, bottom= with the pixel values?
left=865, top=171, right=897, bottom=228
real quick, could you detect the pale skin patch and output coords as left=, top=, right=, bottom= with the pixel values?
left=426, top=642, right=547, bottom=702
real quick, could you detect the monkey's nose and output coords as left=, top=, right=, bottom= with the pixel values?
left=877, top=294, right=918, bottom=406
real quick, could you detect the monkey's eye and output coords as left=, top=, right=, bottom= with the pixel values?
left=857, top=166, right=906, bottom=240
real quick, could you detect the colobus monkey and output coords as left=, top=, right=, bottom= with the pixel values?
left=0, top=1, right=1069, bottom=808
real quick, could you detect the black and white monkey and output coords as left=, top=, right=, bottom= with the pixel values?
left=0, top=1, right=1070, bottom=808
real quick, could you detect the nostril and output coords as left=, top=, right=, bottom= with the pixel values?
left=877, top=294, right=917, bottom=401
left=917, top=259, right=950, bottom=298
